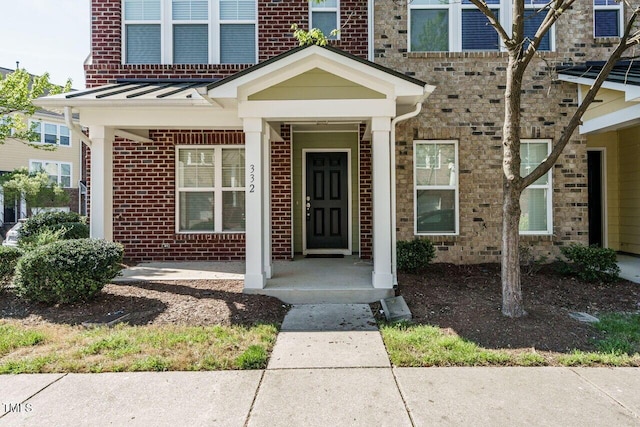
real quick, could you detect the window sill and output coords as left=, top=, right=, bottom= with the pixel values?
left=406, top=51, right=558, bottom=59
left=174, top=232, right=245, bottom=242
left=593, top=37, right=621, bottom=45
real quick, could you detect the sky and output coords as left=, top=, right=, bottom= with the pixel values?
left=0, top=0, right=91, bottom=89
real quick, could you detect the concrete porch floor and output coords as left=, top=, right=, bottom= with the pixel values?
left=618, top=254, right=640, bottom=284
left=114, top=256, right=393, bottom=304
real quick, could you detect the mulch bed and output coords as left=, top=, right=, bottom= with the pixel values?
left=391, top=263, right=640, bottom=352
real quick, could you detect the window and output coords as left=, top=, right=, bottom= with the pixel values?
left=519, top=140, right=552, bottom=234
left=30, top=121, right=71, bottom=146
left=176, top=146, right=245, bottom=233
left=409, top=0, right=501, bottom=52
left=408, top=0, right=554, bottom=52
left=414, top=141, right=458, bottom=235
left=310, top=0, right=339, bottom=39
left=594, top=0, right=623, bottom=37
left=30, top=161, right=73, bottom=188
left=123, top=0, right=257, bottom=64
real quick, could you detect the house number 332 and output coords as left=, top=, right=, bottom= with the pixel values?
left=249, top=164, right=256, bottom=193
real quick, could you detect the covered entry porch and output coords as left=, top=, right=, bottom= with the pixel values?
left=35, top=45, right=433, bottom=302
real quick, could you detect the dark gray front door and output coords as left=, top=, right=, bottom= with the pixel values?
left=306, top=152, right=349, bottom=250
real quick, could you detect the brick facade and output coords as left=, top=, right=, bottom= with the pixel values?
left=372, top=0, right=621, bottom=263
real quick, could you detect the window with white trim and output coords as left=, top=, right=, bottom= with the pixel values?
left=414, top=140, right=458, bottom=235
left=408, top=0, right=554, bottom=52
left=30, top=161, right=73, bottom=188
left=519, top=140, right=552, bottom=234
left=594, top=0, right=623, bottom=37
left=123, top=0, right=257, bottom=64
left=176, top=146, right=245, bottom=233
left=30, top=121, right=71, bottom=146
left=310, top=0, right=339, bottom=39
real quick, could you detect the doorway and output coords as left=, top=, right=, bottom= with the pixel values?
left=587, top=149, right=605, bottom=247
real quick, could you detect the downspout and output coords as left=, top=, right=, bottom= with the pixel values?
left=390, top=97, right=425, bottom=286
left=64, top=107, right=92, bottom=147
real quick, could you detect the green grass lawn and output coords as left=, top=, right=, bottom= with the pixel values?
left=380, top=313, right=640, bottom=367
left=0, top=321, right=278, bottom=374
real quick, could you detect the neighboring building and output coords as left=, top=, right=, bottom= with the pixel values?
left=35, top=0, right=639, bottom=301
left=0, top=67, right=83, bottom=226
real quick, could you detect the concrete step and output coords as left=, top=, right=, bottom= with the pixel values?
left=244, top=287, right=394, bottom=304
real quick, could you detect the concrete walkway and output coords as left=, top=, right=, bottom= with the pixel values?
left=2, top=304, right=640, bottom=426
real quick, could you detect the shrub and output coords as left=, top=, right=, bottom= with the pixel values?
left=0, top=246, right=22, bottom=288
left=18, top=228, right=66, bottom=252
left=397, top=238, right=435, bottom=273
left=14, top=239, right=124, bottom=304
left=50, top=222, right=90, bottom=240
left=559, top=244, right=620, bottom=282
left=19, top=211, right=84, bottom=240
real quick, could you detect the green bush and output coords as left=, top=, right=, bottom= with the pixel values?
left=18, top=228, right=66, bottom=252
left=19, top=211, right=84, bottom=240
left=559, top=244, right=620, bottom=282
left=14, top=239, right=124, bottom=304
left=397, top=238, right=436, bottom=273
left=0, top=246, right=22, bottom=288
left=50, top=222, right=90, bottom=240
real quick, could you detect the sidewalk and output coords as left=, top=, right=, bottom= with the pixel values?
left=2, top=305, right=640, bottom=426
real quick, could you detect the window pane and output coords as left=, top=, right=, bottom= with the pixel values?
left=313, top=0, right=338, bottom=8
left=222, top=148, right=245, bottom=187
left=520, top=188, right=547, bottom=232
left=126, top=24, right=161, bottom=64
left=172, top=0, right=208, bottom=20
left=125, top=0, right=161, bottom=20
left=595, top=10, right=620, bottom=37
left=524, top=10, right=551, bottom=51
left=179, top=192, right=214, bottom=231
left=416, top=190, right=456, bottom=233
left=31, top=162, right=43, bottom=172
left=311, top=11, right=338, bottom=38
left=223, top=191, right=245, bottom=231
left=462, top=9, right=499, bottom=51
left=412, top=0, right=450, bottom=5
left=220, top=24, right=256, bottom=63
left=220, top=0, right=256, bottom=20
left=521, top=143, right=548, bottom=185
left=44, top=123, right=57, bottom=144
left=174, top=24, right=209, bottom=64
left=32, top=122, right=41, bottom=139
left=415, top=143, right=456, bottom=186
left=61, top=176, right=71, bottom=188
left=411, top=9, right=449, bottom=52
left=178, top=148, right=214, bottom=187
left=59, top=125, right=70, bottom=146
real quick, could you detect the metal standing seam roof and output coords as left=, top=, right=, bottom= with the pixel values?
left=64, top=80, right=219, bottom=100
left=558, top=61, right=640, bottom=86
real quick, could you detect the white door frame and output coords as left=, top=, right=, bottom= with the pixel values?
left=301, top=148, right=353, bottom=255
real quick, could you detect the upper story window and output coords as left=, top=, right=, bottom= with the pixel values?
left=519, top=140, right=552, bottom=235
left=310, top=0, right=339, bottom=40
left=594, top=0, right=623, bottom=37
left=414, top=140, right=458, bottom=235
left=408, top=0, right=554, bottom=53
left=30, top=160, right=73, bottom=188
left=123, top=0, right=257, bottom=65
left=31, top=121, right=71, bottom=147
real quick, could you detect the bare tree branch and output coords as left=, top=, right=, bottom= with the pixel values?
left=468, top=0, right=511, bottom=45
left=522, top=7, right=640, bottom=188
left=521, top=0, right=576, bottom=68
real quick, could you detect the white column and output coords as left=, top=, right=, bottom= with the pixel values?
left=88, top=126, right=114, bottom=240
left=263, top=128, right=273, bottom=279
left=371, top=117, right=393, bottom=288
left=244, top=118, right=266, bottom=289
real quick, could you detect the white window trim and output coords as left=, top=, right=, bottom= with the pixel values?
left=408, top=0, right=556, bottom=53
left=29, top=120, right=72, bottom=147
left=29, top=160, right=73, bottom=188
left=593, top=0, right=624, bottom=38
left=309, top=0, right=341, bottom=40
left=123, top=0, right=258, bottom=65
left=413, top=140, right=459, bottom=236
left=175, top=145, right=246, bottom=234
left=519, top=139, right=553, bottom=236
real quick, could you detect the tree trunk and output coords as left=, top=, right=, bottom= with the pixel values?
left=501, top=182, right=526, bottom=317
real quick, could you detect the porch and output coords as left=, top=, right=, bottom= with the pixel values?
left=114, top=256, right=393, bottom=304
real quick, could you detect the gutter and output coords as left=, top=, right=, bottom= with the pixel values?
left=390, top=87, right=432, bottom=285
left=64, top=107, right=92, bottom=147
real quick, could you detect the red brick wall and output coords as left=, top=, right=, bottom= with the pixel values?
left=87, top=0, right=369, bottom=87
left=359, top=124, right=372, bottom=259
left=112, top=130, right=246, bottom=262
left=271, top=125, right=293, bottom=260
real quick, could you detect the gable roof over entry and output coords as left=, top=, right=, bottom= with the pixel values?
left=34, top=45, right=434, bottom=128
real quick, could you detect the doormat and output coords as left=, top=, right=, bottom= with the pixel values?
left=305, top=254, right=345, bottom=259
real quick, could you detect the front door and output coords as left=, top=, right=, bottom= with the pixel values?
left=587, top=150, right=604, bottom=247
left=305, top=152, right=349, bottom=252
